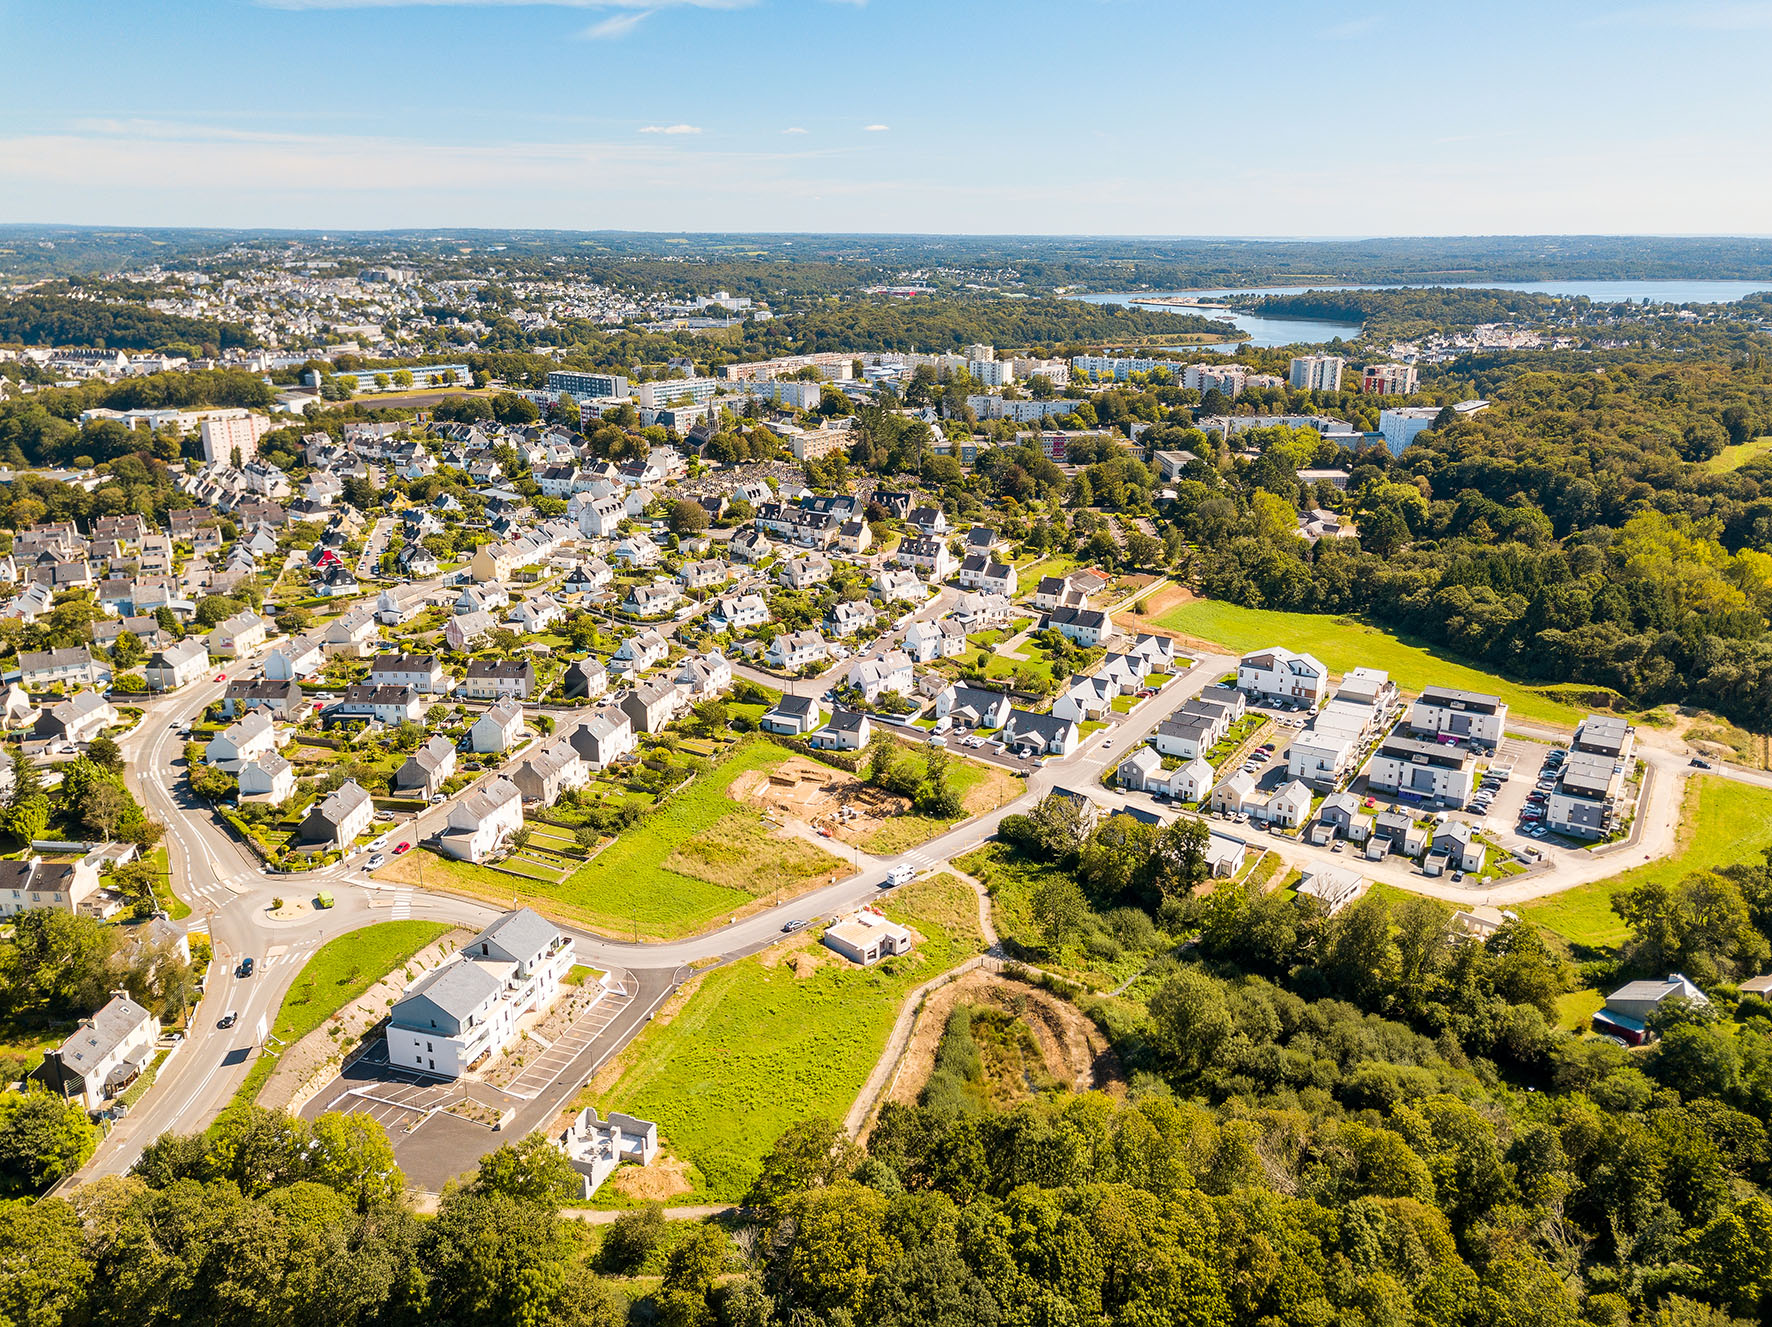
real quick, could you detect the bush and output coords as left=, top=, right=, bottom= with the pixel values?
left=601, top=1201, right=666, bottom=1273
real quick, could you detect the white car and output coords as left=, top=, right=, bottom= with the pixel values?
left=368, top=852, right=385, bottom=869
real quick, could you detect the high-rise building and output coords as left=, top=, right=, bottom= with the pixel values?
left=1362, top=363, right=1419, bottom=395
left=200, top=412, right=272, bottom=466
left=1379, top=406, right=1442, bottom=455
left=546, top=370, right=630, bottom=399
left=1289, top=355, right=1345, bottom=391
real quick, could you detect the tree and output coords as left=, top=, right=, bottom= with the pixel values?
left=602, top=1202, right=666, bottom=1273
left=85, top=736, right=125, bottom=774
left=110, top=629, right=145, bottom=668
left=78, top=778, right=130, bottom=839
left=423, top=1189, right=572, bottom=1326
left=471, top=1134, right=581, bottom=1205
left=669, top=498, right=710, bottom=535
left=0, top=1091, right=97, bottom=1194
left=0, top=1196, right=91, bottom=1327
left=1032, top=873, right=1088, bottom=949
left=745, top=1117, right=858, bottom=1211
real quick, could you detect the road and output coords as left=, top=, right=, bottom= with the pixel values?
left=78, top=571, right=1764, bottom=1187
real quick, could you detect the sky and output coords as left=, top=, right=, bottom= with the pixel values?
left=1, top=0, right=1770, bottom=235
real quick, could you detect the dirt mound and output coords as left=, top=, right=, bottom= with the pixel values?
left=605, top=1155, right=693, bottom=1203
left=887, top=970, right=1124, bottom=1111
left=732, top=756, right=910, bottom=842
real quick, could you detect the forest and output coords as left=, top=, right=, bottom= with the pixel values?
left=0, top=295, right=252, bottom=353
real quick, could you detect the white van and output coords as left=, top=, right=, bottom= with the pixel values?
left=885, top=864, right=915, bottom=888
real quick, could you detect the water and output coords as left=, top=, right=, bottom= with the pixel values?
left=1076, top=279, right=1772, bottom=349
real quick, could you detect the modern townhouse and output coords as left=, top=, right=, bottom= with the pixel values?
left=1237, top=646, right=1329, bottom=708
left=1407, top=686, right=1508, bottom=747
left=1001, top=709, right=1080, bottom=757
left=809, top=709, right=872, bottom=752
left=760, top=694, right=823, bottom=736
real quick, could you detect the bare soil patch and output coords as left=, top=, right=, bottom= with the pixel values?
left=888, top=969, right=1124, bottom=1110
left=731, top=756, right=905, bottom=842
left=605, top=1154, right=695, bottom=1202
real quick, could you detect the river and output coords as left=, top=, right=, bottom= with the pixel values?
left=1075, top=279, right=1772, bottom=350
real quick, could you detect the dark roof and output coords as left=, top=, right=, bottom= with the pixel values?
left=465, top=658, right=536, bottom=680
left=773, top=695, right=817, bottom=719
left=827, top=709, right=868, bottom=733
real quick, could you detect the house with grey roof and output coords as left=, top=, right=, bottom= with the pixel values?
left=35, top=991, right=159, bottom=1111
left=394, top=735, right=457, bottom=798
left=386, top=907, right=576, bottom=1078
left=300, top=779, right=373, bottom=850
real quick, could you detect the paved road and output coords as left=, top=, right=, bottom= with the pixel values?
left=78, top=571, right=1760, bottom=1186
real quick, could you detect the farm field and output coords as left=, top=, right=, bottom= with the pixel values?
left=1521, top=775, right=1772, bottom=949
left=1153, top=599, right=1589, bottom=726
left=1700, top=435, right=1772, bottom=474
left=377, top=741, right=850, bottom=939
left=585, top=873, right=986, bottom=1202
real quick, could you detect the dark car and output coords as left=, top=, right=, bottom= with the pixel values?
left=1691, top=757, right=1713, bottom=769
left=238, top=957, right=255, bottom=977
left=781, top=919, right=807, bottom=933
left=218, top=1011, right=239, bottom=1029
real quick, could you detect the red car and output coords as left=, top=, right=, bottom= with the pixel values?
left=394, top=842, right=411, bottom=855
left=817, top=827, right=833, bottom=838
left=214, top=673, right=227, bottom=682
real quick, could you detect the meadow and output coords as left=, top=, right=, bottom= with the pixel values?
left=1153, top=599, right=1592, bottom=726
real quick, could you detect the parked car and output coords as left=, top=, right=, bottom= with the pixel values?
left=367, top=852, right=385, bottom=869
left=1691, top=757, right=1713, bottom=768
left=781, top=919, right=806, bottom=933
left=394, top=841, right=411, bottom=855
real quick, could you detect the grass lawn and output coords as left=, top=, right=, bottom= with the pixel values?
left=588, top=873, right=985, bottom=1202
left=382, top=741, right=848, bottom=939
left=860, top=756, right=1023, bottom=856
left=218, top=920, right=452, bottom=1122
left=1700, top=435, right=1772, bottom=474
left=142, top=846, right=190, bottom=920
left=1557, top=988, right=1605, bottom=1032
left=1153, top=599, right=1591, bottom=727
left=1110, top=694, right=1138, bottom=714
left=1521, top=776, right=1772, bottom=949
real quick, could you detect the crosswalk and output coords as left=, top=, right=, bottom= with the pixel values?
left=895, top=849, right=943, bottom=877
left=390, top=889, right=413, bottom=920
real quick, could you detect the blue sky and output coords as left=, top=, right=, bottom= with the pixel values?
left=1, top=0, right=1769, bottom=234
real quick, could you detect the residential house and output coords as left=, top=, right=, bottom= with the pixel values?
left=873, top=569, right=929, bottom=604
left=323, top=607, right=379, bottom=656
left=836, top=519, right=872, bottom=554
left=809, top=709, right=872, bottom=752
left=1430, top=821, right=1486, bottom=874
left=1126, top=633, right=1181, bottom=675
left=760, top=694, right=823, bottom=736
left=611, top=629, right=669, bottom=675
left=0, top=855, right=102, bottom=918
left=768, top=630, right=828, bottom=671
left=35, top=992, right=158, bottom=1112
left=508, top=595, right=566, bottom=634
left=463, top=658, right=536, bottom=701
left=824, top=600, right=876, bottom=638
left=512, top=739, right=588, bottom=806
left=1546, top=750, right=1628, bottom=840
left=677, top=559, right=729, bottom=591
left=456, top=584, right=509, bottom=616
left=1365, top=734, right=1476, bottom=807
left=206, top=711, right=281, bottom=771
left=728, top=528, right=773, bottom=564
left=957, top=555, right=1017, bottom=596
left=394, top=736, right=458, bottom=799
left=1408, top=686, right=1508, bottom=747
left=1116, top=747, right=1163, bottom=793
left=847, top=650, right=913, bottom=703
left=1209, top=771, right=1262, bottom=817
left=1296, top=866, right=1366, bottom=916
left=34, top=691, right=118, bottom=745
left=1153, top=715, right=1217, bottom=763
left=221, top=677, right=302, bottom=719
left=1033, top=574, right=1091, bottom=613
left=779, top=554, right=834, bottom=591
left=676, top=652, right=733, bottom=701
left=1260, top=779, right=1313, bottom=829
left=560, top=657, right=608, bottom=701
left=823, top=908, right=914, bottom=966
left=238, top=751, right=296, bottom=803
left=1052, top=674, right=1115, bottom=724
left=934, top=684, right=1012, bottom=731
left=300, top=779, right=374, bottom=850
left=570, top=710, right=635, bottom=769
left=18, top=647, right=109, bottom=690
left=712, top=592, right=769, bottom=633
left=623, top=581, right=682, bottom=618
left=143, top=639, right=209, bottom=692
left=908, top=505, right=948, bottom=535
left=1572, top=714, right=1635, bottom=761
left=369, top=653, right=448, bottom=694
left=437, top=778, right=526, bottom=866
left=561, top=559, right=614, bottom=597
left=951, top=591, right=1013, bottom=628
left=1043, top=607, right=1116, bottom=649
left=1001, top=709, right=1080, bottom=757
left=328, top=685, right=427, bottom=727
left=895, top=537, right=953, bottom=581
left=620, top=679, right=681, bottom=736
left=1165, top=755, right=1216, bottom=804
left=1368, top=810, right=1427, bottom=859
left=445, top=610, right=497, bottom=652
left=1237, top=646, right=1329, bottom=708
left=611, top=537, right=659, bottom=568
left=470, top=701, right=525, bottom=754
left=1311, top=791, right=1374, bottom=845
left=263, top=634, right=326, bottom=682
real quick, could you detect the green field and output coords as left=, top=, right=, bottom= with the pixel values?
left=220, top=920, right=453, bottom=1120
left=1700, top=435, right=1772, bottom=474
left=386, top=742, right=849, bottom=939
left=1521, top=776, right=1772, bottom=949
left=859, top=751, right=1021, bottom=856
left=1154, top=599, right=1588, bottom=726
left=591, top=874, right=985, bottom=1201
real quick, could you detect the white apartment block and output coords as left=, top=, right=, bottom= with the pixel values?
left=200, top=412, right=273, bottom=465
left=1288, top=355, right=1345, bottom=391
left=1408, top=687, right=1508, bottom=747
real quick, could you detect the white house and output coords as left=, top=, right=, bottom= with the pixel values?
left=620, top=679, right=682, bottom=735
left=825, top=600, right=877, bottom=638
left=438, top=777, right=525, bottom=864
left=238, top=752, right=296, bottom=804
left=263, top=634, right=325, bottom=682
left=207, top=610, right=268, bottom=660
left=957, top=555, right=1017, bottom=596
left=369, top=653, right=449, bottom=694
left=34, top=691, right=118, bottom=746
left=1408, top=686, right=1508, bottom=747
left=1260, top=778, right=1313, bottom=829
left=847, top=650, right=913, bottom=703
left=394, top=735, right=458, bottom=799
left=0, top=855, right=103, bottom=918
left=446, top=610, right=497, bottom=653
left=1044, top=607, right=1116, bottom=649
left=779, top=554, right=834, bottom=591
left=470, top=700, right=525, bottom=754
left=677, top=651, right=733, bottom=700
left=809, top=709, right=872, bottom=752
left=712, top=592, right=769, bottom=633
left=933, top=684, right=1012, bottom=731
left=873, top=569, right=930, bottom=604
left=570, top=710, right=635, bottom=769
left=206, top=711, right=280, bottom=771
left=769, top=630, right=828, bottom=671
left=508, top=594, right=566, bottom=634
left=761, top=694, right=823, bottom=736
left=300, top=779, right=374, bottom=849
left=144, top=639, right=209, bottom=692
left=896, top=537, right=953, bottom=581
left=612, top=628, right=669, bottom=675
left=1052, top=675, right=1115, bottom=724
left=36, top=992, right=159, bottom=1112
left=1237, top=646, right=1329, bottom=708
left=386, top=908, right=573, bottom=1076
left=822, top=907, right=914, bottom=966
left=512, top=739, right=588, bottom=806
left=1000, top=708, right=1079, bottom=757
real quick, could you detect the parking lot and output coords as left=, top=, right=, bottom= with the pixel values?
left=502, top=981, right=635, bottom=1098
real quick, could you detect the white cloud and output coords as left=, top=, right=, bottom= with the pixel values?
left=782, top=126, right=809, bottom=135
left=863, top=124, right=890, bottom=132
left=639, top=123, right=702, bottom=134
left=582, top=9, right=652, bottom=36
